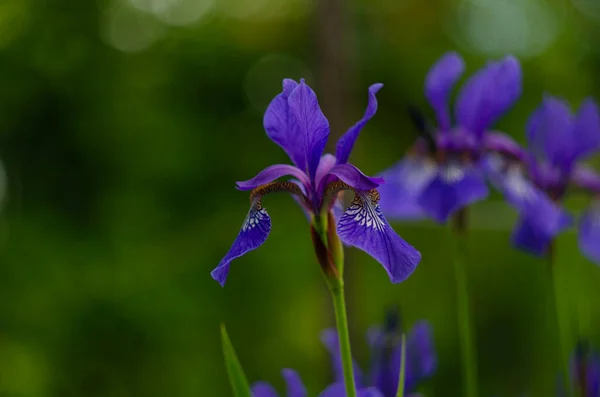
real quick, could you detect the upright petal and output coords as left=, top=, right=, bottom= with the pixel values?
left=571, top=98, right=600, bottom=162
left=288, top=79, right=330, bottom=182
left=377, top=156, right=437, bottom=220
left=455, top=56, right=522, bottom=138
left=316, top=154, right=338, bottom=188
left=405, top=322, right=437, bottom=388
left=282, top=369, right=307, bottom=397
left=579, top=201, right=600, bottom=264
left=252, top=382, right=280, bottom=397
left=237, top=164, right=310, bottom=191
left=264, top=79, right=306, bottom=168
left=337, top=190, right=421, bottom=283
left=319, top=383, right=384, bottom=397
left=526, top=96, right=574, bottom=168
left=418, top=162, right=489, bottom=223
left=335, top=83, right=383, bottom=164
left=211, top=206, right=271, bottom=286
left=325, top=163, right=384, bottom=192
left=320, top=329, right=363, bottom=386
left=425, top=52, right=465, bottom=131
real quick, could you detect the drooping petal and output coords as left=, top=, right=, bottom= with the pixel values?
left=320, top=329, right=363, bottom=386
left=572, top=166, right=600, bottom=194
left=288, top=79, right=330, bottom=182
left=335, top=83, right=383, bottom=164
left=337, top=190, right=422, bottom=283
left=578, top=201, right=600, bottom=264
left=282, top=369, right=307, bottom=397
left=263, top=79, right=306, bottom=168
left=325, top=163, right=384, bottom=192
left=237, top=164, right=310, bottom=191
left=251, top=382, right=280, bottom=397
left=455, top=56, right=522, bottom=138
left=572, top=98, right=600, bottom=162
left=418, top=162, right=489, bottom=223
left=425, top=52, right=465, bottom=131
left=526, top=96, right=574, bottom=168
left=377, top=156, right=438, bottom=220
left=211, top=206, right=271, bottom=286
left=319, top=383, right=384, bottom=397
left=511, top=213, right=570, bottom=256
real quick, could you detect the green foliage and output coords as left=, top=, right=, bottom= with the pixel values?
left=220, top=324, right=253, bottom=397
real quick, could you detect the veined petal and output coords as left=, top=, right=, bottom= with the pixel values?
left=320, top=329, right=363, bottom=386
left=326, top=163, right=384, bottom=192
left=335, top=83, right=383, bottom=164
left=264, top=79, right=305, bottom=168
left=288, top=79, right=330, bottom=182
left=211, top=206, right=271, bottom=286
left=282, top=369, right=307, bottom=397
left=526, top=95, right=574, bottom=168
left=237, top=164, right=310, bottom=191
left=579, top=201, right=600, bottom=264
left=418, top=162, right=489, bottom=223
left=425, top=52, right=465, bottom=131
left=252, top=382, right=279, bottom=397
left=378, top=156, right=437, bottom=220
left=319, top=383, right=384, bottom=397
left=572, top=98, right=600, bottom=162
left=337, top=190, right=421, bottom=283
left=455, top=55, right=522, bottom=138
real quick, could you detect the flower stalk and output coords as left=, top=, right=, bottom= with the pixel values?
left=452, top=209, right=478, bottom=397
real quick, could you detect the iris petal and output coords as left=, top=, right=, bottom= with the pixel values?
left=251, top=382, right=279, bottom=397
left=263, top=79, right=306, bottom=168
left=572, top=166, right=600, bottom=193
left=326, top=163, right=384, bottom=192
left=335, top=83, right=383, bottom=164
left=455, top=56, right=522, bottom=138
left=405, top=322, right=437, bottom=388
left=378, top=156, right=437, bottom=220
left=282, top=369, right=307, bottom=397
left=288, top=79, right=330, bottom=182
left=211, top=206, right=271, bottom=286
left=237, top=164, right=309, bottom=191
left=425, top=52, right=465, bottom=131
left=319, top=383, right=384, bottom=397
left=337, top=190, right=421, bottom=283
left=579, top=202, right=600, bottom=264
left=572, top=98, right=600, bottom=162
left=418, top=162, right=489, bottom=223
left=511, top=216, right=556, bottom=256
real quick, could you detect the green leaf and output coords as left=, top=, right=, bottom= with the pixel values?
left=220, top=324, right=253, bottom=397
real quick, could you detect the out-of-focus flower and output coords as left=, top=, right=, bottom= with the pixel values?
left=486, top=95, right=600, bottom=262
left=557, top=341, right=600, bottom=397
left=252, top=369, right=307, bottom=397
left=211, top=78, right=421, bottom=286
left=378, top=52, right=522, bottom=223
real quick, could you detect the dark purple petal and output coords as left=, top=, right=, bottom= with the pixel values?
left=320, top=329, right=363, bottom=386
left=425, top=52, right=465, bottom=131
left=573, top=166, right=600, bottom=193
left=337, top=191, right=421, bottom=283
left=282, top=369, right=307, bottom=397
left=237, top=164, right=310, bottom=191
left=418, top=163, right=489, bottom=223
left=526, top=96, right=574, bottom=168
left=211, top=207, right=271, bottom=286
left=483, top=132, right=527, bottom=161
left=377, top=156, right=437, bottom=220
left=252, top=382, right=279, bottom=397
left=579, top=201, right=600, bottom=264
left=288, top=79, right=330, bottom=182
left=263, top=79, right=305, bottom=168
left=335, top=83, right=383, bottom=164
left=455, top=56, right=522, bottom=138
left=326, top=163, right=384, bottom=192
left=319, top=383, right=384, bottom=397
left=572, top=98, right=600, bottom=162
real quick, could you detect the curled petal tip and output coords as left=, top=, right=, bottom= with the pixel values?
left=369, top=82, right=384, bottom=93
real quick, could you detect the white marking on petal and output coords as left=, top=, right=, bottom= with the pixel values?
left=340, top=191, right=385, bottom=232
left=441, top=163, right=465, bottom=184
left=241, top=207, right=269, bottom=232
left=504, top=165, right=534, bottom=202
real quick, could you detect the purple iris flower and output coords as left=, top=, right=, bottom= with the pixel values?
left=251, top=368, right=383, bottom=397
left=211, top=79, right=421, bottom=286
left=377, top=52, right=522, bottom=223
left=321, top=318, right=436, bottom=397
left=485, top=95, right=600, bottom=262
left=557, top=341, right=600, bottom=397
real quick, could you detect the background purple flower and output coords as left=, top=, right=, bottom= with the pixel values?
left=378, top=52, right=522, bottom=223
left=251, top=368, right=307, bottom=397
left=212, top=78, right=421, bottom=286
left=486, top=95, right=600, bottom=262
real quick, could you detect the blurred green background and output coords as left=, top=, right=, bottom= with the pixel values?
left=0, top=0, right=600, bottom=395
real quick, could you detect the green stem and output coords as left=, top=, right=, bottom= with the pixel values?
left=328, top=281, right=357, bottom=397
left=576, top=256, right=590, bottom=339
left=452, top=210, right=478, bottom=397
left=396, top=333, right=407, bottom=397
left=548, top=245, right=573, bottom=396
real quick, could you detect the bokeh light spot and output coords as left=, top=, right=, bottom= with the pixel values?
left=102, top=1, right=165, bottom=53
left=129, top=0, right=214, bottom=26
left=216, top=0, right=315, bottom=21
